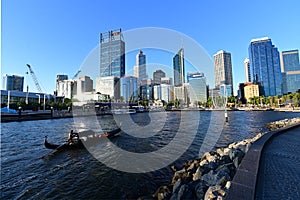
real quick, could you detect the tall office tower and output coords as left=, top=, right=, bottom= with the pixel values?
left=100, top=29, right=125, bottom=78
left=153, top=69, right=166, bottom=85
left=173, top=48, right=185, bottom=86
left=56, top=75, right=68, bottom=95
left=120, top=76, right=138, bottom=102
left=214, top=50, right=233, bottom=96
left=280, top=49, right=300, bottom=93
left=3, top=74, right=24, bottom=91
left=248, top=37, right=282, bottom=97
left=189, top=74, right=207, bottom=105
left=244, top=58, right=251, bottom=82
left=134, top=50, right=147, bottom=82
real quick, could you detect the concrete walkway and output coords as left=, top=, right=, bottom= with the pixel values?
left=255, top=126, right=300, bottom=199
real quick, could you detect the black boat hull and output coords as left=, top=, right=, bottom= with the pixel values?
left=44, top=128, right=121, bottom=150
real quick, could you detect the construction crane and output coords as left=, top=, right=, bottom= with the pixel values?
left=72, top=69, right=81, bottom=79
left=26, top=64, right=43, bottom=93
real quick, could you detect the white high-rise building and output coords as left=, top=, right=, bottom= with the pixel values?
left=244, top=58, right=251, bottom=82
left=214, top=50, right=233, bottom=95
left=76, top=76, right=93, bottom=94
left=96, top=76, right=120, bottom=101
left=57, top=80, right=76, bottom=99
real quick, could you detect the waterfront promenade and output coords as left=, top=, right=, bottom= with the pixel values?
left=226, top=123, right=300, bottom=200
left=255, top=126, right=300, bottom=199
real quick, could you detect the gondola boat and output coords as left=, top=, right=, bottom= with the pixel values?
left=44, top=128, right=121, bottom=151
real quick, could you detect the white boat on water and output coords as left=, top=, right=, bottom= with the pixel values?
left=111, top=109, right=136, bottom=115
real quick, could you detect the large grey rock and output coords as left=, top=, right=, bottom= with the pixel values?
left=204, top=185, right=226, bottom=200
left=229, top=148, right=245, bottom=161
left=194, top=180, right=209, bottom=200
left=177, top=184, right=194, bottom=200
left=201, top=169, right=231, bottom=187
left=218, top=155, right=231, bottom=165
left=216, top=163, right=235, bottom=179
left=173, top=179, right=182, bottom=194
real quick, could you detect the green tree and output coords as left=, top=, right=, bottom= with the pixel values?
left=174, top=98, right=180, bottom=108
left=206, top=97, right=213, bottom=108
left=227, top=95, right=236, bottom=104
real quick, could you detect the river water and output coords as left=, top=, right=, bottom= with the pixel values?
left=1, top=111, right=300, bottom=199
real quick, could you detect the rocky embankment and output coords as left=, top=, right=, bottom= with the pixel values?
left=144, top=117, right=300, bottom=200
left=266, top=117, right=300, bottom=131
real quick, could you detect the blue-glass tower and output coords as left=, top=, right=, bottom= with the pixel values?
left=248, top=37, right=282, bottom=97
left=280, top=49, right=300, bottom=93
left=173, top=48, right=185, bottom=86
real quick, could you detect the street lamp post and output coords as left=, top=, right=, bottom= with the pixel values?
left=43, top=94, right=46, bottom=111
left=36, top=94, right=41, bottom=111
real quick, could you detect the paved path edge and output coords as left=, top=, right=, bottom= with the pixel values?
left=225, top=122, right=300, bottom=200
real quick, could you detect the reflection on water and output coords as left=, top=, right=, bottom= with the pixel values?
left=1, top=111, right=300, bottom=199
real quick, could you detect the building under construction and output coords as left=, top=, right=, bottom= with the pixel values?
left=100, top=28, right=125, bottom=78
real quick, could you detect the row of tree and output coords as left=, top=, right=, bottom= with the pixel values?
left=196, top=91, right=300, bottom=108
left=1, top=98, right=73, bottom=111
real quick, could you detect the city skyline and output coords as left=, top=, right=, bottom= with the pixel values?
left=2, top=1, right=300, bottom=94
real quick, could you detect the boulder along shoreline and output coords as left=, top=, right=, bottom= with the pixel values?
left=139, top=117, right=300, bottom=200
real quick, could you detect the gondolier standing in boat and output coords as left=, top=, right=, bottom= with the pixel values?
left=68, top=130, right=79, bottom=145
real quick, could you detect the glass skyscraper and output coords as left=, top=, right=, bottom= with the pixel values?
left=189, top=74, right=207, bottom=104
left=3, top=74, right=24, bottom=91
left=248, top=37, right=282, bottom=97
left=120, top=76, right=138, bottom=102
left=100, top=29, right=125, bottom=78
left=173, top=48, right=185, bottom=87
left=280, top=49, right=300, bottom=93
left=134, top=50, right=147, bottom=83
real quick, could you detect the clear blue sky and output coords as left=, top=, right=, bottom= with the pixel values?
left=2, top=0, right=300, bottom=94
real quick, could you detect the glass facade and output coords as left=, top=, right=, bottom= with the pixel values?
left=100, top=29, right=125, bottom=78
left=280, top=50, right=300, bottom=93
left=281, top=50, right=300, bottom=71
left=3, top=74, right=24, bottom=92
left=189, top=76, right=207, bottom=104
left=173, top=48, right=185, bottom=86
left=120, top=76, right=138, bottom=102
left=248, top=37, right=282, bottom=97
left=135, top=50, right=147, bottom=82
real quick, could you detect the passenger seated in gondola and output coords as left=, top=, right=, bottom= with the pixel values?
left=68, top=130, right=79, bottom=145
